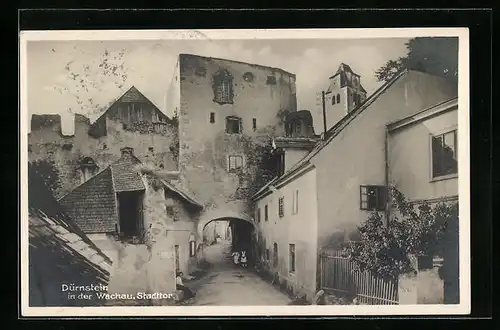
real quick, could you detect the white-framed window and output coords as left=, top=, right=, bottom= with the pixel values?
left=360, top=185, right=387, bottom=211
left=292, top=189, right=299, bottom=214
left=228, top=155, right=244, bottom=173
left=431, top=129, right=458, bottom=179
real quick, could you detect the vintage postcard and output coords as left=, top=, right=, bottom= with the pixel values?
left=20, top=28, right=470, bottom=316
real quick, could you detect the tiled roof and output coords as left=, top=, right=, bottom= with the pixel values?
left=110, top=153, right=145, bottom=192
left=28, top=163, right=112, bottom=275
left=59, top=167, right=118, bottom=233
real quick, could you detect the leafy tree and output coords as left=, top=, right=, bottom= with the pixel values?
left=375, top=37, right=458, bottom=83
left=30, top=159, right=62, bottom=194
left=342, top=186, right=459, bottom=279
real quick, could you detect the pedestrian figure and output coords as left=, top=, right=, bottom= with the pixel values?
left=176, top=271, right=195, bottom=300
left=232, top=251, right=240, bottom=266
left=240, top=250, right=248, bottom=268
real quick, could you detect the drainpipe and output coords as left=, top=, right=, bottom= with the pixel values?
left=384, top=128, right=390, bottom=226
left=321, top=90, right=327, bottom=139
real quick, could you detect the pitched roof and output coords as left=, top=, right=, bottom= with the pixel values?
left=328, top=63, right=367, bottom=93
left=58, top=167, right=118, bottom=233
left=28, top=163, right=112, bottom=275
left=89, top=85, right=173, bottom=130
left=161, top=179, right=203, bottom=209
left=252, top=69, right=410, bottom=199
left=110, top=152, right=145, bottom=192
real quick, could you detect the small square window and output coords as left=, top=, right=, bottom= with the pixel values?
left=166, top=204, right=178, bottom=221
left=225, top=116, right=242, bottom=134
left=266, top=76, right=277, bottom=85
left=210, top=112, right=215, bottom=124
left=360, top=185, right=387, bottom=211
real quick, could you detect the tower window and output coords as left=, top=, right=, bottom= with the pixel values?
left=225, top=116, right=242, bottom=134
left=332, top=95, right=336, bottom=105
left=252, top=118, right=257, bottom=131
left=213, top=70, right=234, bottom=104
left=210, top=112, right=215, bottom=123
left=336, top=94, right=341, bottom=103
left=266, top=76, right=277, bottom=85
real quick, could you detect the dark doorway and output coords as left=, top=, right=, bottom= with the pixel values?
left=117, top=191, right=144, bottom=240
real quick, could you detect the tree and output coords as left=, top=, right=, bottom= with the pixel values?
left=30, top=159, right=61, bottom=194
left=342, top=186, right=459, bottom=279
left=375, top=37, right=459, bottom=83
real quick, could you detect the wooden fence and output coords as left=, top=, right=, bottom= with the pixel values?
left=320, top=250, right=399, bottom=305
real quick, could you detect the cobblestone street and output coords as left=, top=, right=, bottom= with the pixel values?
left=185, top=240, right=291, bottom=306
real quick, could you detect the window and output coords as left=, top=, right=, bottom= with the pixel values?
left=266, top=76, right=277, bottom=85
left=278, top=197, right=284, bottom=218
left=360, top=185, right=387, bottom=211
left=209, top=112, right=215, bottom=124
left=273, top=243, right=278, bottom=267
left=166, top=205, right=178, bottom=221
left=228, top=155, right=244, bottom=173
left=257, top=208, right=261, bottom=223
left=294, top=122, right=302, bottom=135
left=264, top=205, right=268, bottom=221
left=292, top=189, right=299, bottom=214
left=213, top=70, right=233, bottom=104
left=332, top=95, right=336, bottom=105
left=336, top=94, right=341, bottom=103
left=225, top=116, right=242, bottom=134
left=252, top=118, right=257, bottom=131
left=289, top=244, right=296, bottom=273
left=265, top=248, right=270, bottom=261
left=189, top=241, right=196, bottom=257
left=174, top=245, right=180, bottom=272
left=243, top=72, right=254, bottom=82
left=431, top=130, right=458, bottom=178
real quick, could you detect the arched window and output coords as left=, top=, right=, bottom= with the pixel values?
left=336, top=94, right=341, bottom=103
left=213, top=70, right=234, bottom=104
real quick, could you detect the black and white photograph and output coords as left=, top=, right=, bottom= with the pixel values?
left=20, top=28, right=470, bottom=316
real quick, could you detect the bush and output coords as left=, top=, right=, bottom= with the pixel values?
left=342, top=186, right=458, bottom=279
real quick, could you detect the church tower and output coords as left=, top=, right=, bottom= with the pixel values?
left=323, top=63, right=367, bottom=131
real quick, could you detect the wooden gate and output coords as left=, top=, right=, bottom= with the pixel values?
left=320, top=250, right=399, bottom=305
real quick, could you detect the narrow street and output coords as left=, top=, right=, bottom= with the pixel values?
left=185, top=240, right=291, bottom=306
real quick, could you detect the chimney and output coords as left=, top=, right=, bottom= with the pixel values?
left=120, top=147, right=134, bottom=157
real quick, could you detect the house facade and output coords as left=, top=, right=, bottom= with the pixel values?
left=57, top=147, right=203, bottom=296
left=28, top=86, right=178, bottom=199
left=252, top=69, right=458, bottom=301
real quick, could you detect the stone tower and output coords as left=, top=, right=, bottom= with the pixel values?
left=323, top=63, right=367, bottom=131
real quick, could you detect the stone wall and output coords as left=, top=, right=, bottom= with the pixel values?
left=28, top=113, right=178, bottom=199
left=175, top=54, right=297, bottom=218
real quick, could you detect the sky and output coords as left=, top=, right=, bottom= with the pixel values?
left=26, top=37, right=410, bottom=135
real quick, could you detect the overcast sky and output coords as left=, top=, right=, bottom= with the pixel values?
left=26, top=37, right=409, bottom=134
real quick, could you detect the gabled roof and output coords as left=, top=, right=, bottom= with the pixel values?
left=89, top=85, right=173, bottom=129
left=28, top=163, right=112, bottom=273
left=252, top=68, right=410, bottom=200
left=110, top=152, right=145, bottom=192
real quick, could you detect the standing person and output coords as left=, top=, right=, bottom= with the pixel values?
left=240, top=250, right=248, bottom=268
left=176, top=271, right=195, bottom=300
left=232, top=251, right=240, bottom=266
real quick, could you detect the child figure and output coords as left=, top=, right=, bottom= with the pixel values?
left=240, top=250, right=248, bottom=268
left=232, top=251, right=240, bottom=266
